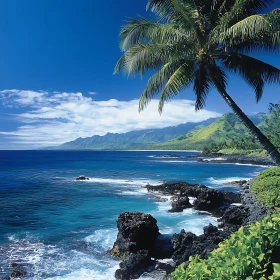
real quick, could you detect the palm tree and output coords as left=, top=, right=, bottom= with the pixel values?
left=115, top=0, right=280, bottom=164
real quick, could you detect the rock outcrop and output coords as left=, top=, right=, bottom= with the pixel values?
left=109, top=212, right=159, bottom=260
left=169, top=196, right=192, bottom=212
left=108, top=212, right=161, bottom=279
left=110, top=180, right=270, bottom=279
left=76, top=175, right=89, bottom=180
left=171, top=224, right=230, bottom=265
left=146, top=182, right=227, bottom=212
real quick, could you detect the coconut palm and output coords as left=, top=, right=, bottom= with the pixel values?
left=115, top=0, right=280, bottom=164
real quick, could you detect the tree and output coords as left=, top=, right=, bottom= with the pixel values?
left=263, top=103, right=280, bottom=148
left=115, top=0, right=280, bottom=164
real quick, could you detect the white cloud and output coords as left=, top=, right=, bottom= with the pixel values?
left=0, top=89, right=48, bottom=106
left=0, top=89, right=222, bottom=149
left=88, top=91, right=97, bottom=95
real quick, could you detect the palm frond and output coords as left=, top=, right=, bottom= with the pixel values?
left=219, top=15, right=272, bottom=44
left=221, top=52, right=280, bottom=101
left=114, top=42, right=196, bottom=77
left=138, top=60, right=194, bottom=111
left=210, top=1, right=276, bottom=46
left=193, top=61, right=213, bottom=110
left=210, top=8, right=280, bottom=52
left=158, top=61, right=195, bottom=113
left=147, top=0, right=201, bottom=38
left=207, top=60, right=228, bottom=91
left=119, top=16, right=191, bottom=51
left=218, top=0, right=275, bottom=28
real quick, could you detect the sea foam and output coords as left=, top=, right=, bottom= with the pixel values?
left=208, top=176, right=251, bottom=185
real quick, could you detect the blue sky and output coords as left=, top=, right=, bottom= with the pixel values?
left=0, top=0, right=279, bottom=149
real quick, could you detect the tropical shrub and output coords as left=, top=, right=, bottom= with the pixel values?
left=251, top=167, right=280, bottom=209
left=262, top=103, right=280, bottom=148
left=170, top=214, right=280, bottom=280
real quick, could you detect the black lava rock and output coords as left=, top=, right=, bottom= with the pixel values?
left=169, top=196, right=192, bottom=212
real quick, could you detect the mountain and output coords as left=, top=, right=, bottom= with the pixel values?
left=52, top=118, right=217, bottom=150
left=148, top=113, right=264, bottom=150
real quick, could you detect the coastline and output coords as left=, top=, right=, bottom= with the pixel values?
left=110, top=173, right=270, bottom=279
left=0, top=150, right=271, bottom=279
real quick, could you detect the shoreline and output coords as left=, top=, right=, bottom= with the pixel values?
left=110, top=173, right=269, bottom=279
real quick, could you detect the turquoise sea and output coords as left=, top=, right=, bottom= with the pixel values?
left=0, top=150, right=267, bottom=279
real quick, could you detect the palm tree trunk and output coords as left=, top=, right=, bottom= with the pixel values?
left=218, top=89, right=280, bottom=165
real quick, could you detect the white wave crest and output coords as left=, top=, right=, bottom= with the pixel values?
left=46, top=264, right=119, bottom=280
left=85, top=177, right=162, bottom=186
left=154, top=160, right=190, bottom=163
left=84, top=229, right=117, bottom=250
left=202, top=157, right=226, bottom=161
left=1, top=236, right=120, bottom=280
left=234, top=163, right=271, bottom=168
left=208, top=177, right=251, bottom=185
left=120, top=188, right=147, bottom=196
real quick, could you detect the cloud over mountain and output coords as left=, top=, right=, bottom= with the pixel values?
left=0, top=89, right=222, bottom=149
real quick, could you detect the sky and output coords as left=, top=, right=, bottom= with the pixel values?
left=0, top=0, right=279, bottom=149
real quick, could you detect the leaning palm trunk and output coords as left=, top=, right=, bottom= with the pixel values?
left=218, top=88, right=280, bottom=164
left=115, top=0, right=280, bottom=165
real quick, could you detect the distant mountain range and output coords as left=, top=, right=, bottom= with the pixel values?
left=148, top=113, right=264, bottom=150
left=48, top=113, right=264, bottom=151
left=49, top=118, right=217, bottom=150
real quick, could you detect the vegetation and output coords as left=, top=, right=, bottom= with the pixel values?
left=170, top=214, right=280, bottom=280
left=263, top=103, right=280, bottom=148
left=170, top=167, right=280, bottom=279
left=53, top=118, right=216, bottom=150
left=115, top=0, right=280, bottom=164
left=202, top=137, right=262, bottom=154
left=149, top=113, right=264, bottom=151
left=251, top=167, right=280, bottom=209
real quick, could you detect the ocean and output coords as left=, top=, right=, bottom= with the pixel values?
left=0, top=150, right=267, bottom=279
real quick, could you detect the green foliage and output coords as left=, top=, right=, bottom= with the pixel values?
left=269, top=263, right=280, bottom=279
left=262, top=103, right=280, bottom=148
left=202, top=137, right=262, bottom=154
left=116, top=1, right=280, bottom=113
left=115, top=0, right=280, bottom=163
left=171, top=214, right=280, bottom=280
left=55, top=119, right=217, bottom=150
left=150, top=113, right=264, bottom=151
left=251, top=167, right=280, bottom=209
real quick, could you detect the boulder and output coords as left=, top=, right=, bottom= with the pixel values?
left=115, top=250, right=153, bottom=280
left=76, top=175, right=89, bottom=180
left=171, top=224, right=231, bottom=265
left=146, top=181, right=226, bottom=212
left=193, top=189, right=224, bottom=211
left=222, top=191, right=241, bottom=204
left=109, top=212, right=159, bottom=260
left=10, top=263, right=27, bottom=278
left=203, top=223, right=219, bottom=236
left=220, top=206, right=248, bottom=226
left=168, top=196, right=192, bottom=212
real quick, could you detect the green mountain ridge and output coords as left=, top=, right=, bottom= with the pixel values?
left=148, top=113, right=264, bottom=151
left=50, top=118, right=217, bottom=150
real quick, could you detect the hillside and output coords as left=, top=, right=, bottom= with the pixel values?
left=148, top=113, right=264, bottom=150
left=52, top=118, right=216, bottom=150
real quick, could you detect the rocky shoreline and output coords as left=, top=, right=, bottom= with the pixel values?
left=154, top=153, right=275, bottom=166
left=108, top=180, right=271, bottom=279
left=196, top=154, right=274, bottom=166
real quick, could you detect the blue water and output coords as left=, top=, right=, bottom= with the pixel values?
left=0, top=151, right=267, bottom=279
